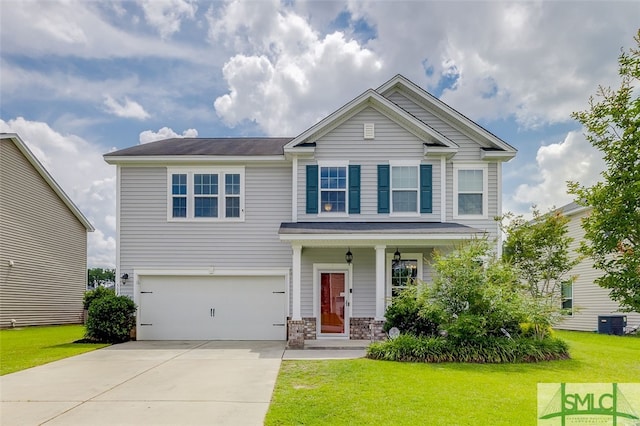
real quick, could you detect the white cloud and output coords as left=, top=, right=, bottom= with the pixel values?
left=139, top=127, right=198, bottom=144
left=509, top=130, right=606, bottom=212
left=0, top=0, right=209, bottom=62
left=103, top=95, right=150, bottom=120
left=0, top=117, right=116, bottom=268
left=349, top=1, right=637, bottom=127
left=209, top=1, right=384, bottom=135
left=137, top=0, right=198, bottom=39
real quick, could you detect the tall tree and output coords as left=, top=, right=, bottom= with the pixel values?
left=499, top=209, right=579, bottom=338
left=568, top=29, right=640, bottom=313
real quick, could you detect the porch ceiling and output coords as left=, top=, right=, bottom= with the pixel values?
left=278, top=221, right=484, bottom=247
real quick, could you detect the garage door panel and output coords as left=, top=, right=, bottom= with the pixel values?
left=137, top=276, right=286, bottom=341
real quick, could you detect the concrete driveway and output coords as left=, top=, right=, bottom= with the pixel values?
left=0, top=340, right=285, bottom=426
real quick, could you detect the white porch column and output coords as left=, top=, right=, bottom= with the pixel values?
left=291, top=244, right=302, bottom=320
left=375, top=245, right=386, bottom=320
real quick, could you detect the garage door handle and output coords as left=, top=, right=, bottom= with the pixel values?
left=273, top=323, right=285, bottom=326
left=210, top=308, right=215, bottom=317
left=141, top=291, right=153, bottom=294
left=272, top=291, right=285, bottom=294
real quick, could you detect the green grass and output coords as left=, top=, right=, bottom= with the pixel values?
left=265, top=331, right=640, bottom=425
left=0, top=325, right=109, bottom=375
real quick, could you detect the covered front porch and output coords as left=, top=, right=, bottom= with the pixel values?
left=279, top=222, right=483, bottom=348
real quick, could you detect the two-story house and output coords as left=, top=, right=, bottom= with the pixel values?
left=104, top=75, right=516, bottom=347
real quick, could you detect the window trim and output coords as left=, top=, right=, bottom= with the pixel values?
left=561, top=281, right=573, bottom=315
left=167, top=167, right=245, bottom=222
left=385, top=252, right=423, bottom=298
left=389, top=161, right=420, bottom=217
left=317, top=161, right=349, bottom=217
left=453, top=163, right=488, bottom=219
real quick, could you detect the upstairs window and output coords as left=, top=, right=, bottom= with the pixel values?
left=171, top=174, right=187, bottom=218
left=320, top=166, right=347, bottom=213
left=391, top=166, right=418, bottom=213
left=167, top=168, right=244, bottom=221
left=453, top=164, right=488, bottom=218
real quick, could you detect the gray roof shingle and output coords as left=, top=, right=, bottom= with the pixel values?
left=105, top=137, right=294, bottom=157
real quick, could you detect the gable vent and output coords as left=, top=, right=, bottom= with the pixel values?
left=364, top=123, right=375, bottom=140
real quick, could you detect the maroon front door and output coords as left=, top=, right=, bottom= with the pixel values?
left=319, top=272, right=346, bottom=334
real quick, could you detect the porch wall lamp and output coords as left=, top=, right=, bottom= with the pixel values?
left=393, top=248, right=401, bottom=262
left=345, top=248, right=353, bottom=264
left=121, top=273, right=129, bottom=285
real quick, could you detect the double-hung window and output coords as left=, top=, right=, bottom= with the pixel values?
left=561, top=281, right=573, bottom=315
left=320, top=166, right=347, bottom=213
left=453, top=164, right=488, bottom=218
left=391, top=165, right=418, bottom=213
left=168, top=168, right=244, bottom=221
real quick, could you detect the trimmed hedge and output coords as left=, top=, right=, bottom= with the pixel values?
left=366, top=334, right=570, bottom=363
left=86, top=293, right=136, bottom=343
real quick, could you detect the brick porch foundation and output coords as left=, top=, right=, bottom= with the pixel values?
left=288, top=317, right=386, bottom=347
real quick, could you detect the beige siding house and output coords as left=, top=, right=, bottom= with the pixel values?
left=556, top=202, right=640, bottom=332
left=0, top=133, right=94, bottom=328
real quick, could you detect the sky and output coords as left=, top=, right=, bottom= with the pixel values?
left=1, top=0, right=638, bottom=268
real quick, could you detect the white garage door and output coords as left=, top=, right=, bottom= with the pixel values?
left=137, top=275, right=286, bottom=340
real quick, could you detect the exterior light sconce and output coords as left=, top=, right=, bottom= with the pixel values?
left=393, top=248, right=401, bottom=263
left=345, top=248, right=353, bottom=264
left=121, top=273, right=129, bottom=285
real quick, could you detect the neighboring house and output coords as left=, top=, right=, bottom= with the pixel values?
left=0, top=133, right=94, bottom=328
left=555, top=201, right=640, bottom=332
left=104, top=75, right=516, bottom=346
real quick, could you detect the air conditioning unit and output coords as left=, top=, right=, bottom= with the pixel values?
left=597, top=315, right=627, bottom=336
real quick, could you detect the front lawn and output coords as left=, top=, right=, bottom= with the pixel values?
left=0, top=325, right=109, bottom=375
left=265, top=331, right=640, bottom=425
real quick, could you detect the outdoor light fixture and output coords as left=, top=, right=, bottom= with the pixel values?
left=345, top=248, right=353, bottom=264
left=121, top=273, right=129, bottom=285
left=393, top=248, right=401, bottom=262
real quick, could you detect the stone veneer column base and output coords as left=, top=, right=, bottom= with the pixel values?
left=302, top=317, right=316, bottom=340
left=350, top=317, right=387, bottom=341
left=287, top=320, right=305, bottom=349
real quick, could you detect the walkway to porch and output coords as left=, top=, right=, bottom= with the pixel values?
left=283, top=339, right=371, bottom=360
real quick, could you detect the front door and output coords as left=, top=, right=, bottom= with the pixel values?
left=319, top=272, right=348, bottom=336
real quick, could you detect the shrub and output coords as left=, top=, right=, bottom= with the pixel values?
left=366, top=334, right=570, bottom=363
left=86, top=293, right=136, bottom=343
left=83, top=286, right=115, bottom=310
left=383, top=285, right=440, bottom=336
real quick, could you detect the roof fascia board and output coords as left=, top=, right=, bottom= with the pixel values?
left=1, top=133, right=94, bottom=231
left=480, top=150, right=517, bottom=161
left=279, top=233, right=483, bottom=241
left=377, top=75, right=517, bottom=154
left=104, top=155, right=287, bottom=165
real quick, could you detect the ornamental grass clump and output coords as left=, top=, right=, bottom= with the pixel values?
left=371, top=239, right=570, bottom=363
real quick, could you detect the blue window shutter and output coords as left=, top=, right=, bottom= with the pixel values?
left=420, top=164, right=433, bottom=214
left=306, top=165, right=318, bottom=214
left=348, top=165, right=361, bottom=214
left=378, top=164, right=390, bottom=214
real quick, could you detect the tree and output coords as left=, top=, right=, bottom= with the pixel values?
left=568, top=29, right=640, bottom=313
left=87, top=268, right=115, bottom=289
left=499, top=209, right=579, bottom=338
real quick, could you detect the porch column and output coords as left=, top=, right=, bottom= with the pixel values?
left=375, top=245, right=386, bottom=320
left=291, top=244, right=302, bottom=320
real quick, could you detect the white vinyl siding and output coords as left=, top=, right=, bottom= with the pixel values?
left=119, top=164, right=292, bottom=299
left=296, top=107, right=441, bottom=222
left=556, top=209, right=640, bottom=331
left=0, top=139, right=88, bottom=328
